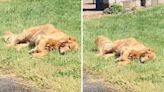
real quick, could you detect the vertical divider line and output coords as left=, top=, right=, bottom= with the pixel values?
left=81, top=0, right=84, bottom=92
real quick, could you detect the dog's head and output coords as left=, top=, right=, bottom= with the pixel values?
left=3, top=31, right=15, bottom=43
left=58, top=37, right=79, bottom=55
left=139, top=48, right=156, bottom=63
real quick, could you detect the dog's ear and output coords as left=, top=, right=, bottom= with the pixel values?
left=68, top=37, right=79, bottom=49
left=140, top=48, right=155, bottom=57
left=141, top=48, right=154, bottom=54
left=139, top=49, right=147, bottom=56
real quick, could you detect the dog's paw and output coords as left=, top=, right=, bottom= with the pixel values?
left=31, top=53, right=41, bottom=58
left=116, top=57, right=122, bottom=61
left=29, top=50, right=34, bottom=54
left=29, top=49, right=37, bottom=54
left=117, top=60, right=131, bottom=65
left=31, top=51, right=47, bottom=58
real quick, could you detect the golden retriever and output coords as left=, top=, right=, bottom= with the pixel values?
left=95, top=36, right=156, bottom=64
left=4, top=24, right=79, bottom=57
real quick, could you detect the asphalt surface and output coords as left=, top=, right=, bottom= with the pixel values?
left=0, top=78, right=40, bottom=92
left=83, top=74, right=118, bottom=92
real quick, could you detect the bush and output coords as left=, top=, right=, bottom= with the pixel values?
left=103, top=8, right=112, bottom=14
left=103, top=4, right=123, bottom=14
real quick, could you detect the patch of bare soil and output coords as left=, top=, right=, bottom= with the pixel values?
left=0, top=78, right=40, bottom=92
left=83, top=73, right=119, bottom=92
left=0, top=67, right=44, bottom=92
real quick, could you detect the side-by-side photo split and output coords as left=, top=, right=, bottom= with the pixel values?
left=0, top=0, right=80, bottom=92
left=0, top=0, right=164, bottom=92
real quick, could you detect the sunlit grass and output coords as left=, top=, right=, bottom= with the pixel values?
left=0, top=0, right=81, bottom=92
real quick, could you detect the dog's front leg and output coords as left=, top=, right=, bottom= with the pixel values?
left=31, top=50, right=48, bottom=57
left=117, top=50, right=131, bottom=65
left=29, top=47, right=37, bottom=54
left=30, top=38, right=49, bottom=57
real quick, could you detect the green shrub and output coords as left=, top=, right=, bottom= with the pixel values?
left=103, top=4, right=123, bottom=14
left=103, top=8, right=112, bottom=14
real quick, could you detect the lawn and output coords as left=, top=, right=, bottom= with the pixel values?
left=0, top=0, right=81, bottom=92
left=84, top=6, right=164, bottom=92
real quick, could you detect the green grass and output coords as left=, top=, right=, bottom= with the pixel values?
left=84, top=6, right=164, bottom=92
left=0, top=0, right=80, bottom=92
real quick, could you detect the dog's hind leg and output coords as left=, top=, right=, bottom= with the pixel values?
left=15, top=42, right=30, bottom=51
left=96, top=48, right=104, bottom=56
left=103, top=53, right=114, bottom=59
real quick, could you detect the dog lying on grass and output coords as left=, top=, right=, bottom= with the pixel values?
left=95, top=36, right=156, bottom=64
left=4, top=24, right=79, bottom=57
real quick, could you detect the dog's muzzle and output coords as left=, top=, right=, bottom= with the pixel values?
left=140, top=58, right=145, bottom=63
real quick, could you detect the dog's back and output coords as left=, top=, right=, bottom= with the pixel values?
left=112, top=38, right=140, bottom=52
left=23, top=24, right=60, bottom=40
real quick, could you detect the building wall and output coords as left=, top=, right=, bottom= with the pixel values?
left=151, top=0, right=158, bottom=6
left=145, top=0, right=152, bottom=6
left=107, top=0, right=140, bottom=6
left=135, top=0, right=141, bottom=7
left=107, top=0, right=115, bottom=4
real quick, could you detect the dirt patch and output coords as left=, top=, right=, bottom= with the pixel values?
left=0, top=66, right=45, bottom=92
left=83, top=73, right=118, bottom=92
left=0, top=77, right=41, bottom=92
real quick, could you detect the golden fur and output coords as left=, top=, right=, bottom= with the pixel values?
left=45, top=37, right=79, bottom=54
left=95, top=35, right=113, bottom=57
left=95, top=36, right=156, bottom=64
left=4, top=24, right=79, bottom=57
left=113, top=38, right=156, bottom=64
